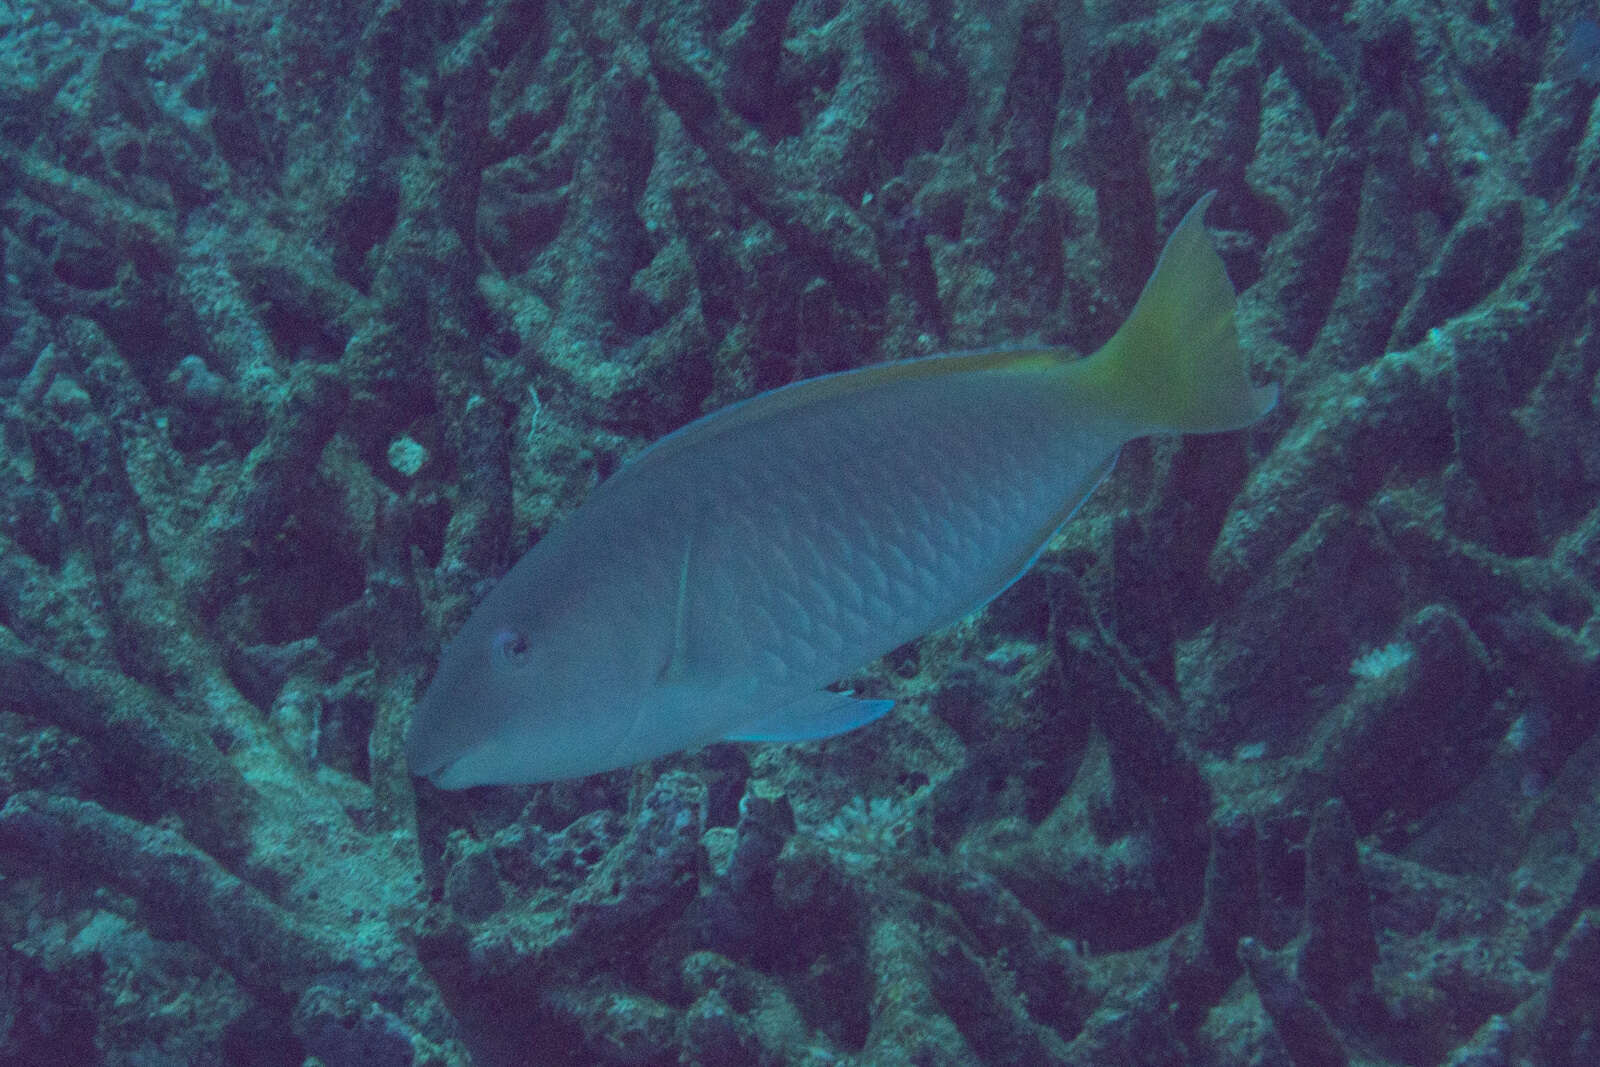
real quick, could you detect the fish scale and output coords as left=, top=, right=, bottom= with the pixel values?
left=686, top=371, right=1077, bottom=688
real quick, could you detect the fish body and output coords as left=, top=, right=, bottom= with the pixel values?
left=408, top=195, right=1276, bottom=788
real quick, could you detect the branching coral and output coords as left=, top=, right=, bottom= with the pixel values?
left=2, top=0, right=1599, bottom=1064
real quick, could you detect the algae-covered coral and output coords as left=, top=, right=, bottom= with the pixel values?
left=1, top=0, right=1598, bottom=1063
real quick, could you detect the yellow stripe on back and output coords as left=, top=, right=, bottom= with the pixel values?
left=620, top=346, right=1069, bottom=480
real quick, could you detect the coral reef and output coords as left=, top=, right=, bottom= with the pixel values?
left=2, top=0, right=1599, bottom=1063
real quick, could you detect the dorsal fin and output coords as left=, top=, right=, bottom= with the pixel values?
left=612, top=347, right=1067, bottom=488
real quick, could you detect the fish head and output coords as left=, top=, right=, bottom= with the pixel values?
left=406, top=582, right=631, bottom=788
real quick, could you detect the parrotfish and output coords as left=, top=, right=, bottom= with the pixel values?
left=408, top=194, right=1276, bottom=788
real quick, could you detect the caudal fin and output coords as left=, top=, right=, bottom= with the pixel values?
left=1070, top=193, right=1277, bottom=434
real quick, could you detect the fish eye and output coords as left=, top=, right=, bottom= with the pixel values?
left=493, top=627, right=534, bottom=667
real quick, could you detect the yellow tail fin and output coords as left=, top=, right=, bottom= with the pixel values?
left=1068, top=193, right=1277, bottom=433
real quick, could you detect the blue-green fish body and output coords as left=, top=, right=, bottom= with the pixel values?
left=408, top=195, right=1276, bottom=787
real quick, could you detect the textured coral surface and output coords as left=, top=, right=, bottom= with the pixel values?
left=3, top=0, right=1600, bottom=1063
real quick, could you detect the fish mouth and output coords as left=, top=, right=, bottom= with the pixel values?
left=423, top=757, right=462, bottom=787
left=410, top=746, right=472, bottom=789
left=406, top=720, right=490, bottom=788
left=404, top=719, right=458, bottom=785
left=409, top=748, right=447, bottom=779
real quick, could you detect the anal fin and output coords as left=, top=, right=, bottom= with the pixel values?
left=725, top=690, right=895, bottom=743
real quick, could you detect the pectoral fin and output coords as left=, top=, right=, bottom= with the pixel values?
left=660, top=523, right=696, bottom=684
